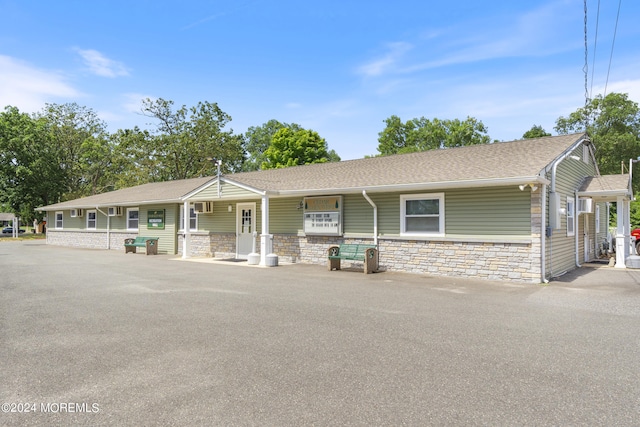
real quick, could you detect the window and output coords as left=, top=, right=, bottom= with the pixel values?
left=55, top=211, right=63, bottom=229
left=595, top=204, right=601, bottom=233
left=86, top=210, right=97, bottom=229
left=401, top=193, right=444, bottom=236
left=567, top=197, right=575, bottom=236
left=127, top=208, right=139, bottom=231
left=179, top=204, right=198, bottom=231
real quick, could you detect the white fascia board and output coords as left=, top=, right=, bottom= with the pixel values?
left=577, top=190, right=632, bottom=199
left=272, top=176, right=550, bottom=197
left=181, top=177, right=266, bottom=201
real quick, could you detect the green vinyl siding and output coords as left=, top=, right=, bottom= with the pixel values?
left=446, top=187, right=530, bottom=235
left=374, top=187, right=531, bottom=237
left=343, top=194, right=375, bottom=234
left=544, top=146, right=598, bottom=276
left=196, top=200, right=251, bottom=233
left=269, top=198, right=304, bottom=234
left=139, top=205, right=178, bottom=255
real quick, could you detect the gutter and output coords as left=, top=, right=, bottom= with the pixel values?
left=540, top=184, right=548, bottom=283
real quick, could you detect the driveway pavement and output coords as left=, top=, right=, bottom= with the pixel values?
left=1, top=242, right=639, bottom=426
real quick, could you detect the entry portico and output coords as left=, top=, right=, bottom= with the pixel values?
left=578, top=174, right=634, bottom=268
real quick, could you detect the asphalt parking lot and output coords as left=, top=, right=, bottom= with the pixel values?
left=1, top=242, right=640, bottom=426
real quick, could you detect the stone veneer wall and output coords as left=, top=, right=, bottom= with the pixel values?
left=177, top=233, right=236, bottom=258
left=47, top=230, right=137, bottom=251
left=270, top=233, right=540, bottom=282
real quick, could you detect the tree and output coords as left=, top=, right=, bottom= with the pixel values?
left=522, top=125, right=551, bottom=139
left=140, top=98, right=245, bottom=180
left=0, top=106, right=66, bottom=222
left=555, top=93, right=640, bottom=190
left=243, top=120, right=303, bottom=171
left=261, top=128, right=336, bottom=169
left=37, top=103, right=112, bottom=199
left=377, top=115, right=491, bottom=155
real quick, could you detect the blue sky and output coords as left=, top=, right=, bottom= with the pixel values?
left=1, top=0, right=639, bottom=160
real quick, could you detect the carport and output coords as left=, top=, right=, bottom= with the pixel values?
left=578, top=174, right=633, bottom=268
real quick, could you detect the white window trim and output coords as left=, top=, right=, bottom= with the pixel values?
left=127, top=208, right=139, bottom=231
left=400, top=193, right=445, bottom=236
left=595, top=204, right=601, bottom=233
left=178, top=204, right=198, bottom=232
left=567, top=197, right=575, bottom=237
left=55, top=211, right=63, bottom=229
left=86, top=209, right=97, bottom=230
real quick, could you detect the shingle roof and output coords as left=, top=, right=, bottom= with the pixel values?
left=228, top=133, right=586, bottom=192
left=40, top=176, right=212, bottom=210
left=579, top=174, right=630, bottom=195
left=39, top=133, right=587, bottom=210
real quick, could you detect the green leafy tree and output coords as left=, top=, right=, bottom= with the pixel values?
left=0, top=106, right=66, bottom=222
left=555, top=93, right=640, bottom=190
left=141, top=98, right=245, bottom=179
left=37, top=103, right=112, bottom=199
left=243, top=120, right=303, bottom=171
left=522, top=125, right=551, bottom=139
left=377, top=115, right=490, bottom=155
left=261, top=128, right=336, bottom=169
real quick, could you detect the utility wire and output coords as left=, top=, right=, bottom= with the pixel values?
left=583, top=0, right=589, bottom=108
left=604, top=0, right=622, bottom=97
left=589, top=0, right=601, bottom=99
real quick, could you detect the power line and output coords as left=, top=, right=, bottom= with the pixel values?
left=583, top=0, right=589, bottom=108
left=604, top=0, right=622, bottom=97
left=589, top=0, right=601, bottom=99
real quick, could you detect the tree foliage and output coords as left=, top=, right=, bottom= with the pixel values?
left=140, top=98, right=245, bottom=179
left=522, top=125, right=551, bottom=139
left=377, top=115, right=491, bottom=155
left=243, top=120, right=303, bottom=171
left=0, top=106, right=66, bottom=222
left=262, top=128, right=335, bottom=169
left=37, top=103, right=112, bottom=199
left=555, top=93, right=640, bottom=189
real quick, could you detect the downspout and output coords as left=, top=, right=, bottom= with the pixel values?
left=96, top=207, right=110, bottom=249
left=540, top=184, right=548, bottom=283
left=182, top=201, right=190, bottom=259
left=575, top=191, right=582, bottom=268
left=362, top=190, right=378, bottom=246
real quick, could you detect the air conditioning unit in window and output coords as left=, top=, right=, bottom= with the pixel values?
left=194, top=201, right=213, bottom=214
left=578, top=198, right=593, bottom=214
left=70, top=208, right=83, bottom=218
left=108, top=206, right=123, bottom=216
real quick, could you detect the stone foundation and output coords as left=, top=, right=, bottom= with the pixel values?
left=46, top=230, right=540, bottom=282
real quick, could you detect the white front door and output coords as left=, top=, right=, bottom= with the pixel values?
left=236, top=203, right=256, bottom=259
left=584, top=214, right=590, bottom=262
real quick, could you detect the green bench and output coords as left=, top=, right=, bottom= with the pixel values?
left=328, top=243, right=378, bottom=274
left=124, top=237, right=159, bottom=255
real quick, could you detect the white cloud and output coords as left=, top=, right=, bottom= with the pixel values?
left=0, top=55, right=81, bottom=112
left=75, top=48, right=129, bottom=78
left=356, top=42, right=412, bottom=77
left=122, top=93, right=156, bottom=113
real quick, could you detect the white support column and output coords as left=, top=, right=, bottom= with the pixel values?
left=260, top=194, right=270, bottom=266
left=615, top=196, right=629, bottom=268
left=182, top=201, right=190, bottom=259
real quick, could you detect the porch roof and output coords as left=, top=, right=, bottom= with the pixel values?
left=577, top=174, right=632, bottom=201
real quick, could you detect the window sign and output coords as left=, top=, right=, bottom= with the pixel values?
left=303, top=196, right=342, bottom=236
left=147, top=209, right=165, bottom=230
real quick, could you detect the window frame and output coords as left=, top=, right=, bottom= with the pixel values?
left=566, top=197, right=575, bottom=237
left=179, top=204, right=198, bottom=232
left=86, top=209, right=97, bottom=230
left=127, top=208, right=139, bottom=231
left=595, top=204, right=601, bottom=233
left=55, top=211, right=63, bottom=229
left=400, top=193, right=445, bottom=236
